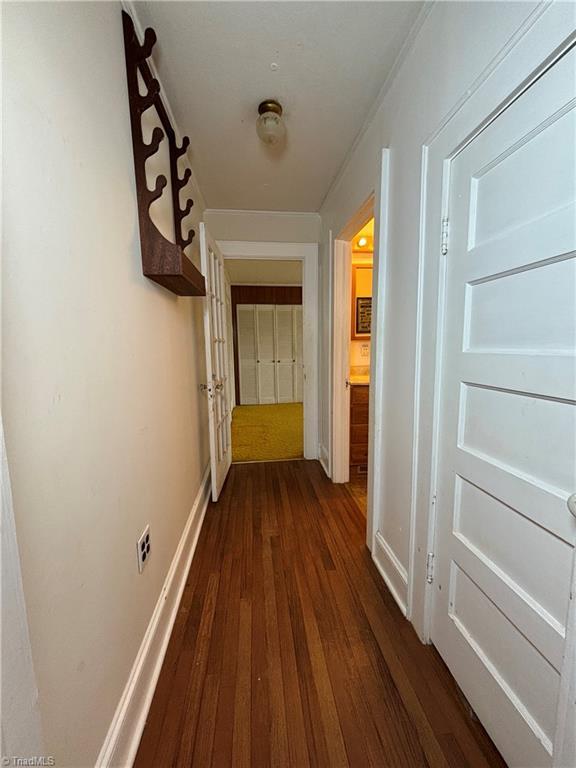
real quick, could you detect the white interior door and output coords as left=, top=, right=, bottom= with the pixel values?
left=332, top=239, right=352, bottom=483
left=275, top=305, right=296, bottom=403
left=237, top=304, right=258, bottom=405
left=200, top=223, right=232, bottom=502
left=431, top=48, right=576, bottom=768
left=256, top=304, right=276, bottom=404
left=294, top=305, right=304, bottom=402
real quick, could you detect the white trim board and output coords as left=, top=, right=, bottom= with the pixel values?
left=218, top=241, right=317, bottom=261
left=95, top=465, right=211, bottom=768
left=319, top=443, right=331, bottom=479
left=373, top=532, right=408, bottom=616
left=218, top=240, right=319, bottom=460
left=205, top=208, right=321, bottom=220
left=366, top=151, right=390, bottom=554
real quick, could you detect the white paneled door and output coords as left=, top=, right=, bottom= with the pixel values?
left=200, top=223, right=232, bottom=502
left=237, top=304, right=303, bottom=405
left=431, top=49, right=576, bottom=767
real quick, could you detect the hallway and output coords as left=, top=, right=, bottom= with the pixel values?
left=135, top=461, right=504, bottom=767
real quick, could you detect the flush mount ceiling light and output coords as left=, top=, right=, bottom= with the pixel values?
left=357, top=237, right=368, bottom=248
left=256, top=99, right=285, bottom=145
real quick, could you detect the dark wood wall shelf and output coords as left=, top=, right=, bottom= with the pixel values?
left=122, top=11, right=205, bottom=297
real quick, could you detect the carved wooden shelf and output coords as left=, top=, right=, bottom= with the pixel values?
left=122, top=11, right=205, bottom=297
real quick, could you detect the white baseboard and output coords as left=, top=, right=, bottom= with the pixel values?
left=372, top=531, right=408, bottom=616
left=319, top=443, right=331, bottom=478
left=96, top=465, right=211, bottom=768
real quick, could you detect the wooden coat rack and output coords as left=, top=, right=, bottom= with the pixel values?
left=122, top=11, right=205, bottom=296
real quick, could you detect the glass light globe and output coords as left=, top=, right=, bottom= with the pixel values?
left=256, top=101, right=285, bottom=145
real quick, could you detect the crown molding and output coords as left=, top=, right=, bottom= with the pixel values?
left=320, top=1, right=436, bottom=211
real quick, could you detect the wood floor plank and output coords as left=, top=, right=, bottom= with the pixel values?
left=232, top=596, right=252, bottom=768
left=134, top=460, right=506, bottom=768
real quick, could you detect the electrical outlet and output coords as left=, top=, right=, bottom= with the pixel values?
left=137, top=525, right=151, bottom=573
left=360, top=343, right=369, bottom=358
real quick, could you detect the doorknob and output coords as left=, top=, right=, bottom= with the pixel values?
left=568, top=493, right=576, bottom=519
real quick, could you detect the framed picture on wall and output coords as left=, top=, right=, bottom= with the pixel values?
left=351, top=264, right=373, bottom=339
left=356, top=297, right=372, bottom=335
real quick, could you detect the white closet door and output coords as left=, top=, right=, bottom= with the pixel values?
left=237, top=304, right=258, bottom=405
left=256, top=305, right=276, bottom=404
left=294, top=305, right=304, bottom=402
left=275, top=306, right=295, bottom=403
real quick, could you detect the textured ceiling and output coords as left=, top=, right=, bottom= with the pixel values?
left=135, top=2, right=423, bottom=211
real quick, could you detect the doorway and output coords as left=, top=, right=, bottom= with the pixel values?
left=218, top=241, right=319, bottom=461
left=332, top=200, right=374, bottom=516
left=226, top=262, right=304, bottom=463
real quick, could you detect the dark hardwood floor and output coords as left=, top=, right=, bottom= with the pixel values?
left=346, top=471, right=368, bottom=515
left=135, top=460, right=506, bottom=768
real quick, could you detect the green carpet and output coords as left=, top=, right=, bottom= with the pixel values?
left=232, top=403, right=303, bottom=462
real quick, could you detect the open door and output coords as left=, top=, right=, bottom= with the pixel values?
left=332, top=238, right=352, bottom=483
left=200, top=223, right=232, bottom=502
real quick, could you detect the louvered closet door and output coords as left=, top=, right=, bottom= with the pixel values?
left=275, top=306, right=295, bottom=403
left=237, top=305, right=258, bottom=405
left=294, top=305, right=304, bottom=402
left=256, top=305, right=276, bottom=404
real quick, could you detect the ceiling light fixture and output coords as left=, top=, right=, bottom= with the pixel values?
left=358, top=237, right=368, bottom=248
left=256, top=99, right=285, bottom=145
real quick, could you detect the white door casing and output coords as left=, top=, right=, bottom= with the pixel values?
left=200, top=223, right=232, bottom=502
left=431, top=45, right=576, bottom=768
left=217, top=241, right=319, bottom=459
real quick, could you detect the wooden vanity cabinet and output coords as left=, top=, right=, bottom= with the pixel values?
left=350, top=384, right=369, bottom=474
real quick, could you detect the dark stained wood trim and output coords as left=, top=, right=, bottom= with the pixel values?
left=121, top=11, right=205, bottom=296
left=135, top=461, right=507, bottom=768
left=231, top=286, right=302, bottom=404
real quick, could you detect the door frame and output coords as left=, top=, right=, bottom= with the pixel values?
left=406, top=5, right=575, bottom=761
left=331, top=195, right=375, bottom=486
left=409, top=0, right=576, bottom=643
left=217, top=240, right=319, bottom=460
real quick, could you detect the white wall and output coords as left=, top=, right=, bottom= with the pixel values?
left=319, top=1, right=539, bottom=598
left=205, top=209, right=320, bottom=243
left=2, top=3, right=209, bottom=765
left=225, top=259, right=302, bottom=285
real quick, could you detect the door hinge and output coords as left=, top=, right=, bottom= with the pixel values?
left=426, top=552, right=435, bottom=584
left=441, top=217, right=449, bottom=255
